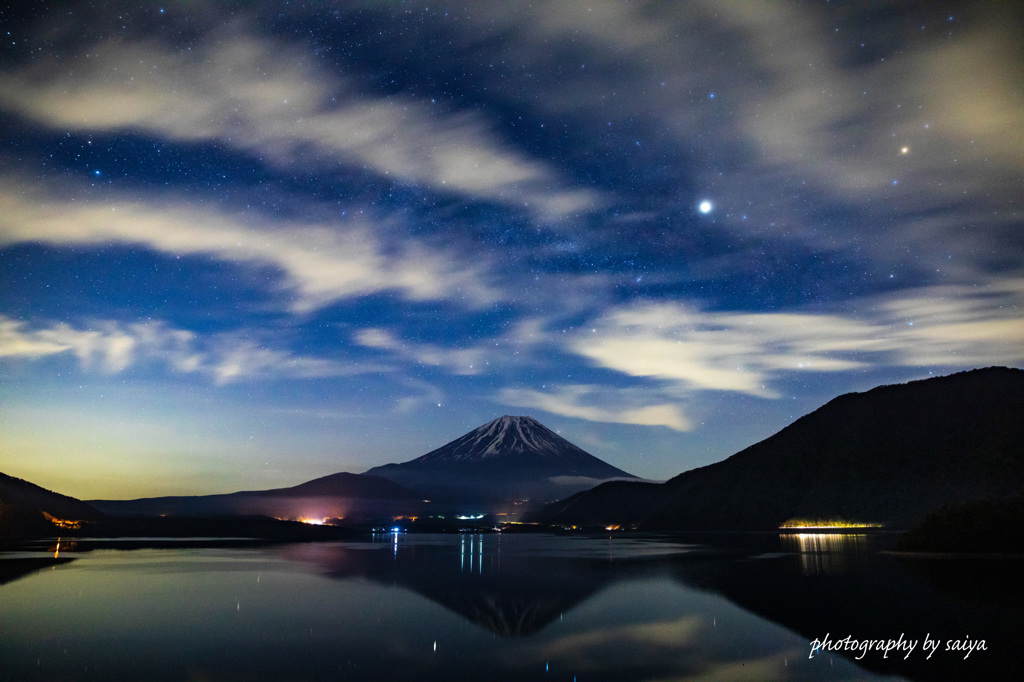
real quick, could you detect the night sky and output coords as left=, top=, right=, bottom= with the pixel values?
left=2, top=1, right=1022, bottom=500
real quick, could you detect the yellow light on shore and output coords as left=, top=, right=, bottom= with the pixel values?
left=779, top=518, right=883, bottom=529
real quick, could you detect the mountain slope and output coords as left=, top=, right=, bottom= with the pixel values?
left=0, top=472, right=105, bottom=537
left=1, top=471, right=359, bottom=541
left=536, top=367, right=1024, bottom=530
left=364, top=415, right=637, bottom=504
left=89, top=472, right=422, bottom=520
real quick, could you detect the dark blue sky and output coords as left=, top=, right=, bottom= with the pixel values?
left=2, top=1, right=1022, bottom=499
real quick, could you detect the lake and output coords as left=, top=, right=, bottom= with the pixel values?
left=1, top=532, right=1019, bottom=681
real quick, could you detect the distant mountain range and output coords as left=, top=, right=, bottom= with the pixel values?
left=5, top=368, right=1023, bottom=538
left=88, top=472, right=423, bottom=520
left=84, top=416, right=635, bottom=521
left=0, top=471, right=358, bottom=542
left=534, top=367, right=1024, bottom=530
left=364, top=415, right=638, bottom=505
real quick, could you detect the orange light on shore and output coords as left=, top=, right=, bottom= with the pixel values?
left=42, top=512, right=83, bottom=529
left=297, top=517, right=325, bottom=525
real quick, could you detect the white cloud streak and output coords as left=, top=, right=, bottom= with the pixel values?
left=0, top=316, right=138, bottom=372
left=0, top=183, right=494, bottom=311
left=0, top=33, right=598, bottom=219
left=874, top=279, right=1024, bottom=367
left=499, top=384, right=691, bottom=432
left=569, top=279, right=1024, bottom=397
left=354, top=327, right=488, bottom=376
left=0, top=315, right=382, bottom=384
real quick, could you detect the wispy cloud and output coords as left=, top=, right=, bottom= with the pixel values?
left=568, top=279, right=1024, bottom=397
left=454, top=1, right=1023, bottom=275
left=391, top=377, right=447, bottom=415
left=353, top=327, right=489, bottom=376
left=0, top=33, right=599, bottom=219
left=570, top=308, right=869, bottom=398
left=0, top=315, right=383, bottom=384
left=509, top=606, right=794, bottom=678
left=723, top=1, right=1024, bottom=187
left=0, top=181, right=495, bottom=311
left=709, top=2, right=1024, bottom=267
left=874, top=279, right=1024, bottom=366
left=0, top=316, right=139, bottom=372
left=507, top=615, right=704, bottom=675
left=499, top=384, right=691, bottom=431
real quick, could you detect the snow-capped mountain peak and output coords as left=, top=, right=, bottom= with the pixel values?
left=362, top=415, right=637, bottom=503
left=412, top=416, right=596, bottom=464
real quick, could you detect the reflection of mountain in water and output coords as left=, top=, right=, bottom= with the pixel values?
left=283, top=536, right=667, bottom=637
left=432, top=535, right=586, bottom=637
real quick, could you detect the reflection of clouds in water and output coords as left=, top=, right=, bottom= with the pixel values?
left=514, top=614, right=704, bottom=675
left=660, top=652, right=800, bottom=682
left=525, top=612, right=797, bottom=680
left=538, top=615, right=702, bottom=661
left=779, top=533, right=868, bottom=576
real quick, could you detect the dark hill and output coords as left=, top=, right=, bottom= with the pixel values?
left=363, top=415, right=637, bottom=505
left=0, top=472, right=105, bottom=538
left=536, top=367, right=1024, bottom=530
left=536, top=480, right=668, bottom=527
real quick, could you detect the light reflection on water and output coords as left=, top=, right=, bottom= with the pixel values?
left=5, top=532, right=1012, bottom=681
left=779, top=533, right=869, bottom=575
left=458, top=533, right=485, bottom=574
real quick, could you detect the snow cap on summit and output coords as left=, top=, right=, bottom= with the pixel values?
left=413, top=415, right=597, bottom=464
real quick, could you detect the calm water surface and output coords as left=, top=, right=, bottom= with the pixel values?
left=1, top=533, right=1019, bottom=681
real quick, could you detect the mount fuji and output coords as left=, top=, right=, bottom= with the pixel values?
left=363, top=415, right=637, bottom=505
left=80, top=416, right=638, bottom=525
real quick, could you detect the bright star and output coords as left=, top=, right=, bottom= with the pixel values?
left=699, top=200, right=712, bottom=213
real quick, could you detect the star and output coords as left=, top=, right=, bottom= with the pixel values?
left=699, top=200, right=713, bottom=213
